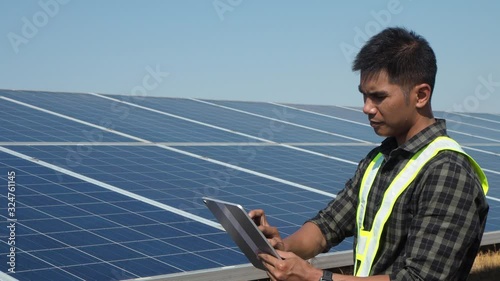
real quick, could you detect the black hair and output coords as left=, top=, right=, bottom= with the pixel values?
left=352, top=27, right=437, bottom=98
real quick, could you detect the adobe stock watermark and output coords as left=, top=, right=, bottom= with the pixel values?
left=339, top=0, right=412, bottom=62
left=443, top=73, right=500, bottom=129
left=7, top=0, right=70, bottom=54
left=213, top=0, right=243, bottom=21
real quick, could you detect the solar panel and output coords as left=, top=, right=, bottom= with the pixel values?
left=0, top=152, right=246, bottom=280
left=0, top=91, right=255, bottom=143
left=0, top=89, right=499, bottom=281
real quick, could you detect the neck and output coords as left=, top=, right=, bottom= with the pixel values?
left=396, top=115, right=435, bottom=146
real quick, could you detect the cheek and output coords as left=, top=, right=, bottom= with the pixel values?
left=386, top=99, right=410, bottom=118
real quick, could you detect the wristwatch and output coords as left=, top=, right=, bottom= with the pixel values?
left=319, top=270, right=333, bottom=281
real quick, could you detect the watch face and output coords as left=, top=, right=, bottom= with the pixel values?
left=321, top=270, right=333, bottom=281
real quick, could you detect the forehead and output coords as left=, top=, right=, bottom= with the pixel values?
left=359, top=70, right=399, bottom=92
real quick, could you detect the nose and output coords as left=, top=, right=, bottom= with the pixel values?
left=363, top=98, right=377, bottom=115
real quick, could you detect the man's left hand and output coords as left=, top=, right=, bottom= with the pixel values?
left=258, top=250, right=323, bottom=281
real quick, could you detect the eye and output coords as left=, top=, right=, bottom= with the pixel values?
left=361, top=91, right=387, bottom=103
left=371, top=93, right=386, bottom=102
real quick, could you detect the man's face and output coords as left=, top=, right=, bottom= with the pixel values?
left=358, top=70, right=417, bottom=144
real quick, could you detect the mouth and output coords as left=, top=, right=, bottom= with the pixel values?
left=369, top=120, right=383, bottom=127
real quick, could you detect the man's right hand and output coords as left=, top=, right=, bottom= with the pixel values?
left=248, top=209, right=286, bottom=251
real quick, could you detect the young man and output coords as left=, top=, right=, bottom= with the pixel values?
left=250, top=27, right=489, bottom=281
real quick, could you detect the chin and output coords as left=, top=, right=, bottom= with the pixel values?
left=373, top=128, right=392, bottom=138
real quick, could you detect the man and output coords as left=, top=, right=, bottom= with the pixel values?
left=250, top=27, right=489, bottom=281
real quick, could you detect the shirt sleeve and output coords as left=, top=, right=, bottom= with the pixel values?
left=307, top=154, right=372, bottom=252
left=390, top=152, right=489, bottom=281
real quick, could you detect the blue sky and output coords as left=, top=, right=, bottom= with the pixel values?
left=1, top=0, right=500, bottom=113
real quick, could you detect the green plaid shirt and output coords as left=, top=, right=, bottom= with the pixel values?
left=309, top=119, right=489, bottom=280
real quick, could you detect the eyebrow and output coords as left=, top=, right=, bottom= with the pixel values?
left=358, top=85, right=388, bottom=96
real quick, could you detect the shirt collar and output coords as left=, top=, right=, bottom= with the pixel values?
left=379, top=119, right=448, bottom=157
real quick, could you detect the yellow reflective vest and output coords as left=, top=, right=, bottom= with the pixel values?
left=354, top=136, right=489, bottom=276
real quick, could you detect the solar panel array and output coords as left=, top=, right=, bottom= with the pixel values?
left=0, top=90, right=499, bottom=281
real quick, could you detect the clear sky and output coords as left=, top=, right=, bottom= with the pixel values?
left=1, top=0, right=500, bottom=113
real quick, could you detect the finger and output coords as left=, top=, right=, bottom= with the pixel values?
left=259, top=225, right=280, bottom=239
left=275, top=249, right=297, bottom=259
left=259, top=253, right=277, bottom=277
left=261, top=252, right=284, bottom=270
left=270, top=237, right=285, bottom=250
left=258, top=253, right=275, bottom=265
left=259, top=224, right=279, bottom=235
left=261, top=255, right=288, bottom=281
left=248, top=209, right=263, bottom=219
left=267, top=271, right=278, bottom=281
left=258, top=224, right=272, bottom=234
left=265, top=268, right=277, bottom=281
left=248, top=209, right=268, bottom=226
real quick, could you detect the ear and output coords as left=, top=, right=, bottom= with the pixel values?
left=413, top=83, right=432, bottom=109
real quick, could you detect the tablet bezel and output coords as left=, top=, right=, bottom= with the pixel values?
left=202, top=197, right=282, bottom=270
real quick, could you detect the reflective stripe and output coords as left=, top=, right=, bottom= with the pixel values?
left=356, top=153, right=384, bottom=231
left=355, top=153, right=383, bottom=275
left=354, top=136, right=489, bottom=276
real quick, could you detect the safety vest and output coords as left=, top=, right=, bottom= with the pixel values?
left=354, top=136, right=488, bottom=276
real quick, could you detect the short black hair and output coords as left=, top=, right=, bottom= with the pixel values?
left=352, top=27, right=437, bottom=97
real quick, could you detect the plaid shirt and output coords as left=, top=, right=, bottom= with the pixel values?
left=309, top=119, right=489, bottom=280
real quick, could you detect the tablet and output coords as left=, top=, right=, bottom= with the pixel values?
left=203, top=197, right=282, bottom=270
